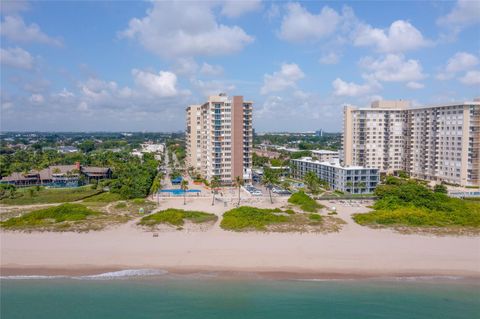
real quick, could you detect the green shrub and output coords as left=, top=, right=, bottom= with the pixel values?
left=221, top=206, right=290, bottom=231
left=288, top=191, right=323, bottom=212
left=309, top=213, right=322, bottom=221
left=1, top=203, right=100, bottom=229
left=285, top=209, right=295, bottom=215
left=139, top=209, right=217, bottom=227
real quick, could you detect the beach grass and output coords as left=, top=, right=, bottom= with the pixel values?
left=139, top=209, right=217, bottom=227
left=0, top=203, right=101, bottom=229
left=0, top=186, right=102, bottom=205
left=288, top=191, right=323, bottom=212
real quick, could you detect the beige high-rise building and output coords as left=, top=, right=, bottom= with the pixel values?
left=186, top=94, right=253, bottom=185
left=343, top=100, right=480, bottom=186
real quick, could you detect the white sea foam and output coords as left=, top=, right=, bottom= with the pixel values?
left=389, top=276, right=464, bottom=281
left=1, top=269, right=168, bottom=280
left=75, top=269, right=168, bottom=280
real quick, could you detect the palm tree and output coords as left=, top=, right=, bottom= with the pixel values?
left=303, top=171, right=319, bottom=194
left=150, top=175, right=161, bottom=202
left=357, top=181, right=366, bottom=194
left=210, top=176, right=220, bottom=206
left=345, top=181, right=354, bottom=194
left=262, top=168, right=279, bottom=204
left=234, top=176, right=244, bottom=206
left=181, top=179, right=188, bottom=205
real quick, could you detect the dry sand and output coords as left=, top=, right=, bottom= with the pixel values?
left=1, top=197, right=479, bottom=278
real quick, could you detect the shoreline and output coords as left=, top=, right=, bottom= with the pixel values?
left=2, top=265, right=480, bottom=281
left=2, top=198, right=479, bottom=281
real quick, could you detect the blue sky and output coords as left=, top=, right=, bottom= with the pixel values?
left=1, top=0, right=479, bottom=132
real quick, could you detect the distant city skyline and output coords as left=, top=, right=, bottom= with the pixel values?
left=1, top=0, right=479, bottom=132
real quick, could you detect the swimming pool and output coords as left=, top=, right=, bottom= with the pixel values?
left=160, top=189, right=201, bottom=196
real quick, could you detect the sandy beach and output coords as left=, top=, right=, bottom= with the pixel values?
left=1, top=197, right=479, bottom=278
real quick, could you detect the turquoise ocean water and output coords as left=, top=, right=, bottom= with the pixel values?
left=1, top=271, right=479, bottom=319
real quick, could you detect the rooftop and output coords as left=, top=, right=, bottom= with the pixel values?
left=292, top=157, right=377, bottom=170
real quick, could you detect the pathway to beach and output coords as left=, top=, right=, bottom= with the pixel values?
left=1, top=196, right=479, bottom=278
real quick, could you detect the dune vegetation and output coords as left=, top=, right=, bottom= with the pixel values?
left=287, top=191, right=323, bottom=212
left=353, top=177, right=480, bottom=231
left=139, top=209, right=217, bottom=227
left=1, top=203, right=101, bottom=230
left=220, top=206, right=343, bottom=233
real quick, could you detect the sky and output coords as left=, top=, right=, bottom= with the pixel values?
left=1, top=0, right=479, bottom=132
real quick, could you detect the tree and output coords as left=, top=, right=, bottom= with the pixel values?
left=234, top=176, right=244, bottom=206
left=262, top=168, right=279, bottom=204
left=345, top=181, right=354, bottom=193
left=79, top=140, right=95, bottom=153
left=150, top=174, right=161, bottom=202
left=434, top=184, right=448, bottom=194
left=303, top=171, right=320, bottom=194
left=181, top=179, right=189, bottom=205
left=210, top=176, right=220, bottom=206
left=357, top=181, right=366, bottom=194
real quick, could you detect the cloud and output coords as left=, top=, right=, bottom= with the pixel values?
left=0, top=15, right=62, bottom=46
left=332, top=78, right=380, bottom=97
left=0, top=47, right=34, bottom=69
left=459, top=70, right=480, bottom=85
left=29, top=93, right=44, bottom=104
left=279, top=3, right=340, bottom=43
left=132, top=69, right=182, bottom=97
left=190, top=78, right=235, bottom=98
left=406, top=81, right=425, bottom=90
left=260, top=63, right=305, bottom=94
left=0, top=1, right=29, bottom=14
left=199, top=62, right=224, bottom=76
left=360, top=54, right=425, bottom=82
left=437, top=51, right=479, bottom=80
left=437, top=0, right=480, bottom=29
left=353, top=20, right=430, bottom=53
left=120, top=1, right=253, bottom=58
left=221, top=0, right=262, bottom=18
left=319, top=52, right=340, bottom=65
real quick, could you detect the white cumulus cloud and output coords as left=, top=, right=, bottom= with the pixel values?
left=353, top=20, right=430, bottom=53
left=132, top=69, right=180, bottom=97
left=459, top=70, right=480, bottom=85
left=119, top=1, right=253, bottom=58
left=0, top=47, right=34, bottom=69
left=360, top=54, right=425, bottom=82
left=332, top=78, right=380, bottom=97
left=437, top=0, right=480, bottom=29
left=260, top=63, right=305, bottom=94
left=0, top=15, right=62, bottom=46
left=279, top=3, right=340, bottom=42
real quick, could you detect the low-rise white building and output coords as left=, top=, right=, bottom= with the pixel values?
left=292, top=157, right=379, bottom=194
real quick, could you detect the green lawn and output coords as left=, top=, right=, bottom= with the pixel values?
left=138, top=209, right=217, bottom=227
left=288, top=191, right=324, bottom=212
left=83, top=192, right=123, bottom=203
left=0, top=203, right=101, bottom=229
left=0, top=187, right=102, bottom=205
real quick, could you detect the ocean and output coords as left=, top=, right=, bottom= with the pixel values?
left=1, top=270, right=479, bottom=319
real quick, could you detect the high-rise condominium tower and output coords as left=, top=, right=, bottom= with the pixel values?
left=343, top=100, right=480, bottom=186
left=186, top=94, right=253, bottom=185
